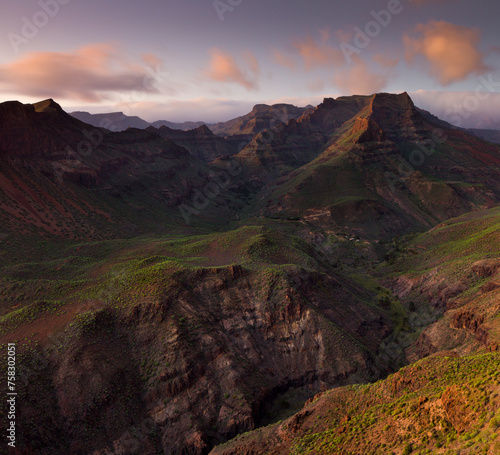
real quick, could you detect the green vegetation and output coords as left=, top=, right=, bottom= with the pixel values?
left=215, top=352, right=500, bottom=454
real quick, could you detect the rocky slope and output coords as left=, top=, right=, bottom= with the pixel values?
left=210, top=351, right=500, bottom=455
left=209, top=209, right=500, bottom=455
left=0, top=227, right=393, bottom=454
left=210, top=103, right=310, bottom=137
left=241, top=93, right=500, bottom=240
left=385, top=208, right=500, bottom=362
left=0, top=99, right=245, bottom=238
left=149, top=124, right=238, bottom=162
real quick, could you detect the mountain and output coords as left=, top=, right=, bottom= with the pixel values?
left=70, top=111, right=151, bottom=131
left=416, top=107, right=500, bottom=145
left=235, top=93, right=500, bottom=240
left=210, top=103, right=311, bottom=137
left=210, top=207, right=500, bottom=455
left=1, top=94, right=500, bottom=455
left=147, top=124, right=238, bottom=162
left=150, top=119, right=207, bottom=131
left=466, top=128, right=500, bottom=144
left=0, top=99, right=244, bottom=239
left=70, top=104, right=310, bottom=141
left=70, top=110, right=206, bottom=132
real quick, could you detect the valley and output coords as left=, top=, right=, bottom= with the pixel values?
left=0, top=93, right=499, bottom=454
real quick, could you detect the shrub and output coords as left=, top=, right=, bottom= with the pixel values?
left=489, top=416, right=500, bottom=429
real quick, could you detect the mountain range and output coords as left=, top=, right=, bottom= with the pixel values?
left=70, top=103, right=500, bottom=145
left=0, top=92, right=499, bottom=454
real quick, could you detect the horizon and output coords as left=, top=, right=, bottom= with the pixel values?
left=1, top=1, right=499, bottom=127
left=1, top=4, right=500, bottom=452
left=2, top=90, right=498, bottom=131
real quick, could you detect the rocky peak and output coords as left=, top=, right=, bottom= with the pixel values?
left=193, top=124, right=215, bottom=137
left=33, top=98, right=65, bottom=114
left=352, top=117, right=387, bottom=143
left=366, top=92, right=426, bottom=140
left=0, top=100, right=35, bottom=123
left=252, top=104, right=271, bottom=114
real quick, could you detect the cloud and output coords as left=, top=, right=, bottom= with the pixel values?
left=242, top=51, right=260, bottom=76
left=271, top=48, right=296, bottom=69
left=96, top=95, right=328, bottom=124
left=204, top=48, right=259, bottom=90
left=336, top=28, right=354, bottom=43
left=410, top=89, right=500, bottom=129
left=411, top=0, right=453, bottom=4
left=373, top=54, right=399, bottom=68
left=0, top=44, right=167, bottom=102
left=113, top=98, right=255, bottom=123
left=292, top=35, right=344, bottom=70
left=404, top=21, right=491, bottom=85
left=333, top=55, right=387, bottom=95
left=307, top=78, right=326, bottom=92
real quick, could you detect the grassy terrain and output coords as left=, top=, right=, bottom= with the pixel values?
left=213, top=352, right=500, bottom=454
left=0, top=225, right=331, bottom=343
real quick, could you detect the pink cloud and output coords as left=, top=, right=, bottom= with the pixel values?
left=204, top=48, right=259, bottom=90
left=292, top=35, right=344, bottom=71
left=271, top=48, right=296, bottom=70
left=373, top=54, right=399, bottom=68
left=0, top=44, right=166, bottom=102
left=404, top=21, right=491, bottom=85
left=333, top=56, right=387, bottom=95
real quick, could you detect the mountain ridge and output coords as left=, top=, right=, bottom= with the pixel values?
left=0, top=92, right=499, bottom=454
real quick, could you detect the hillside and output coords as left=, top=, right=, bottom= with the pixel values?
left=0, top=99, right=248, bottom=239
left=210, top=104, right=310, bottom=137
left=1, top=93, right=500, bottom=454
left=238, top=93, right=500, bottom=240
left=149, top=124, right=238, bottom=162
left=210, top=207, right=500, bottom=455
left=0, top=226, right=395, bottom=454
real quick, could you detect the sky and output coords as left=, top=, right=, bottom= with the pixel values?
left=0, top=0, right=499, bottom=127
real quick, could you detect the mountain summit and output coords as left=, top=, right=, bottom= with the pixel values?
left=235, top=92, right=500, bottom=238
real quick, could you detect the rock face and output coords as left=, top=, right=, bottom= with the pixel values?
left=150, top=124, right=237, bottom=162
left=0, top=99, right=239, bottom=238
left=238, top=92, right=500, bottom=240
left=208, top=350, right=500, bottom=455
left=12, top=264, right=391, bottom=455
left=210, top=103, right=309, bottom=137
